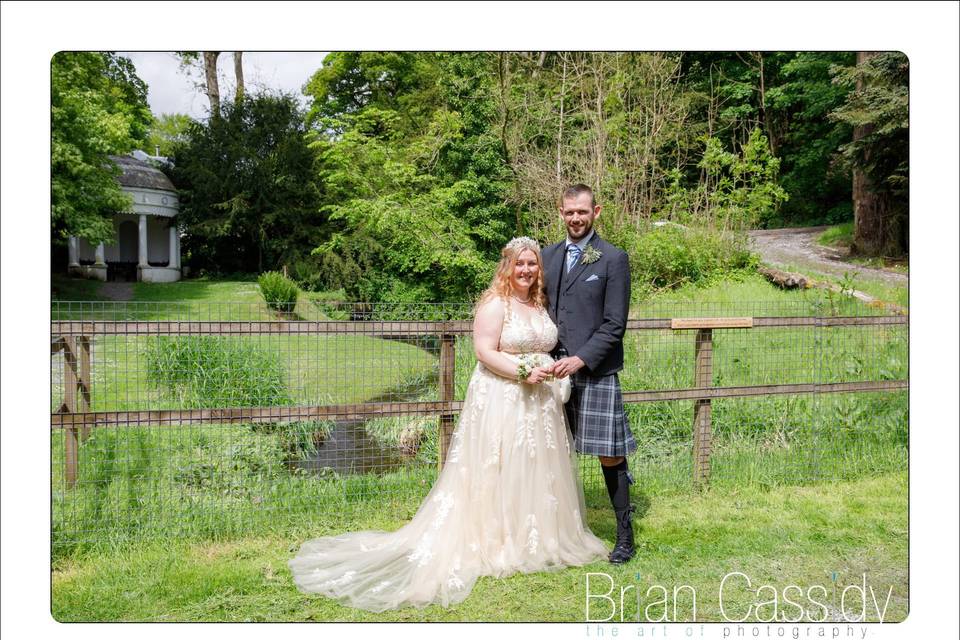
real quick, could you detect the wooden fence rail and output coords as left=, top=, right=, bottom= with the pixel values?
left=50, top=314, right=906, bottom=337
left=51, top=314, right=907, bottom=489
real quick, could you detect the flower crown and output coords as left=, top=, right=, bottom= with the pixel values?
left=505, top=236, right=540, bottom=253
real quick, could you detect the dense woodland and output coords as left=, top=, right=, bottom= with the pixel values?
left=52, top=51, right=908, bottom=302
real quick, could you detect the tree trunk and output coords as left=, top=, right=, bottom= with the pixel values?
left=203, top=52, right=221, bottom=117
left=755, top=52, right=778, bottom=157
left=851, top=51, right=888, bottom=256
left=234, top=52, right=244, bottom=102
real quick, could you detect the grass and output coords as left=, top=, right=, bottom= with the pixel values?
left=52, top=334, right=436, bottom=412
left=814, top=223, right=909, bottom=275
left=52, top=424, right=439, bottom=556
left=50, top=272, right=907, bottom=621
left=847, top=255, right=909, bottom=274
left=52, top=271, right=907, bottom=547
left=758, top=260, right=908, bottom=310
left=52, top=275, right=354, bottom=321
left=816, top=222, right=854, bottom=248
left=52, top=379, right=906, bottom=559
left=52, top=274, right=108, bottom=301
left=51, top=471, right=907, bottom=622
left=144, top=335, right=291, bottom=407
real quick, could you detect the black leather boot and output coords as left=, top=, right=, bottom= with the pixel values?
left=602, top=460, right=636, bottom=564
left=609, top=504, right=636, bottom=564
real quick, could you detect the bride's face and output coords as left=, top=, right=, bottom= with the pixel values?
left=512, top=249, right=539, bottom=296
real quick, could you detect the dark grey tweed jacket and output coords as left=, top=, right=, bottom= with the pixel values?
left=542, top=232, right=630, bottom=377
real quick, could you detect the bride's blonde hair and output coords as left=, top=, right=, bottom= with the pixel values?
left=475, top=237, right=547, bottom=312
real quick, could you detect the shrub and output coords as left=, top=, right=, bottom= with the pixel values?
left=258, top=271, right=299, bottom=311
left=627, top=224, right=758, bottom=293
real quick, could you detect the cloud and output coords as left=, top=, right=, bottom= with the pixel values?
left=119, top=51, right=329, bottom=120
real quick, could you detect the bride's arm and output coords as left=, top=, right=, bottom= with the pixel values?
left=473, top=297, right=548, bottom=383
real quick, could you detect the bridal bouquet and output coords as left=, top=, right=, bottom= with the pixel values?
left=518, top=353, right=572, bottom=403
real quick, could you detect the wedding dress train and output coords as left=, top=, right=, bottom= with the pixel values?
left=288, top=299, right=609, bottom=612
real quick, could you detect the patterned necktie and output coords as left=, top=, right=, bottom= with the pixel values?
left=566, top=244, right=582, bottom=273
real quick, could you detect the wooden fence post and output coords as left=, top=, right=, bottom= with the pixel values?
left=56, top=335, right=92, bottom=489
left=61, top=336, right=80, bottom=489
left=438, top=332, right=456, bottom=470
left=692, top=328, right=713, bottom=488
left=672, top=318, right=752, bottom=489
left=78, top=336, right=92, bottom=441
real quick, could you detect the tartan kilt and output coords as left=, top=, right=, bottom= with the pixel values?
left=564, top=371, right=637, bottom=457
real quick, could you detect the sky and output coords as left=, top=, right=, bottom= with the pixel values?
left=119, top=51, right=330, bottom=120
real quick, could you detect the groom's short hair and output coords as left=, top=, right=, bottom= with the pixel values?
left=561, top=184, right=596, bottom=209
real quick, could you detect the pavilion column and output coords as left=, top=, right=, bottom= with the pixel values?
left=68, top=236, right=80, bottom=267
left=168, top=222, right=179, bottom=269
left=138, top=214, right=148, bottom=267
left=94, top=242, right=105, bottom=265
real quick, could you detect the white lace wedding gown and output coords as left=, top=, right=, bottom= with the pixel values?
left=288, top=298, right=609, bottom=611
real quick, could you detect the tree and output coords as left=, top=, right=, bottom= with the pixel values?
left=304, top=52, right=514, bottom=302
left=233, top=52, right=244, bottom=102
left=146, top=113, right=194, bottom=157
left=169, top=92, right=325, bottom=275
left=176, top=51, right=231, bottom=118
left=676, top=52, right=855, bottom=227
left=502, top=52, right=696, bottom=238
left=830, top=51, right=909, bottom=256
left=292, top=51, right=902, bottom=300
left=765, top=52, right=855, bottom=225
left=51, top=51, right=153, bottom=245
left=203, top=52, right=221, bottom=116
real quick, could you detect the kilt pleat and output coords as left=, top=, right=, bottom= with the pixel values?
left=564, top=371, right=637, bottom=457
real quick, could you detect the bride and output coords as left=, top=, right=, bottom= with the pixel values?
left=288, top=237, right=609, bottom=612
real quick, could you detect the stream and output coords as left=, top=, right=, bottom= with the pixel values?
left=287, top=336, right=444, bottom=476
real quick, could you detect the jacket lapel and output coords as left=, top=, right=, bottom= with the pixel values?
left=562, top=233, right=601, bottom=293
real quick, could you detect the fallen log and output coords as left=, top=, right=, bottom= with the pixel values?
left=758, top=266, right=809, bottom=289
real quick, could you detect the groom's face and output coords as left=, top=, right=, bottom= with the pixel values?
left=560, top=193, right=600, bottom=241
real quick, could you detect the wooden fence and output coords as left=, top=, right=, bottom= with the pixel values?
left=51, top=314, right=908, bottom=489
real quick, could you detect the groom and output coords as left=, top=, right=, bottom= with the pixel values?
left=544, top=184, right=638, bottom=565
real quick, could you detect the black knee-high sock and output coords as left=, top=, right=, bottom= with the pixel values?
left=602, top=460, right=632, bottom=510
left=602, top=462, right=619, bottom=503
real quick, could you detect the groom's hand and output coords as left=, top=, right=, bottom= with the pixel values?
left=552, top=356, right=585, bottom=379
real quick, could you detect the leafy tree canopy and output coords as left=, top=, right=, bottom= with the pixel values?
left=305, top=52, right=514, bottom=302
left=169, top=92, right=325, bottom=276
left=51, top=51, right=153, bottom=244
left=146, top=113, right=195, bottom=157
left=829, top=52, right=908, bottom=198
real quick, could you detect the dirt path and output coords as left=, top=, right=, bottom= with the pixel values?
left=99, top=281, right=135, bottom=301
left=747, top=226, right=907, bottom=287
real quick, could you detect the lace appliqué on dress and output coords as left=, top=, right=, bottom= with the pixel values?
left=499, top=298, right=557, bottom=355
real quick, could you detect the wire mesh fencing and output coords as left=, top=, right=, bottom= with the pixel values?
left=51, top=295, right=907, bottom=552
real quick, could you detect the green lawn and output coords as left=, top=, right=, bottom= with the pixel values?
left=52, top=333, right=436, bottom=412
left=52, top=274, right=109, bottom=301
left=52, top=272, right=907, bottom=538
left=52, top=274, right=353, bottom=321
left=51, top=274, right=438, bottom=411
left=51, top=471, right=907, bottom=622
left=50, top=272, right=908, bottom=622
left=745, top=260, right=908, bottom=311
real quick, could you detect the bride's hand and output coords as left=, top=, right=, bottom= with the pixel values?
left=525, top=366, right=551, bottom=384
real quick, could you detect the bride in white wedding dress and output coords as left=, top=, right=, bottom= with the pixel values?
left=288, top=237, right=609, bottom=612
